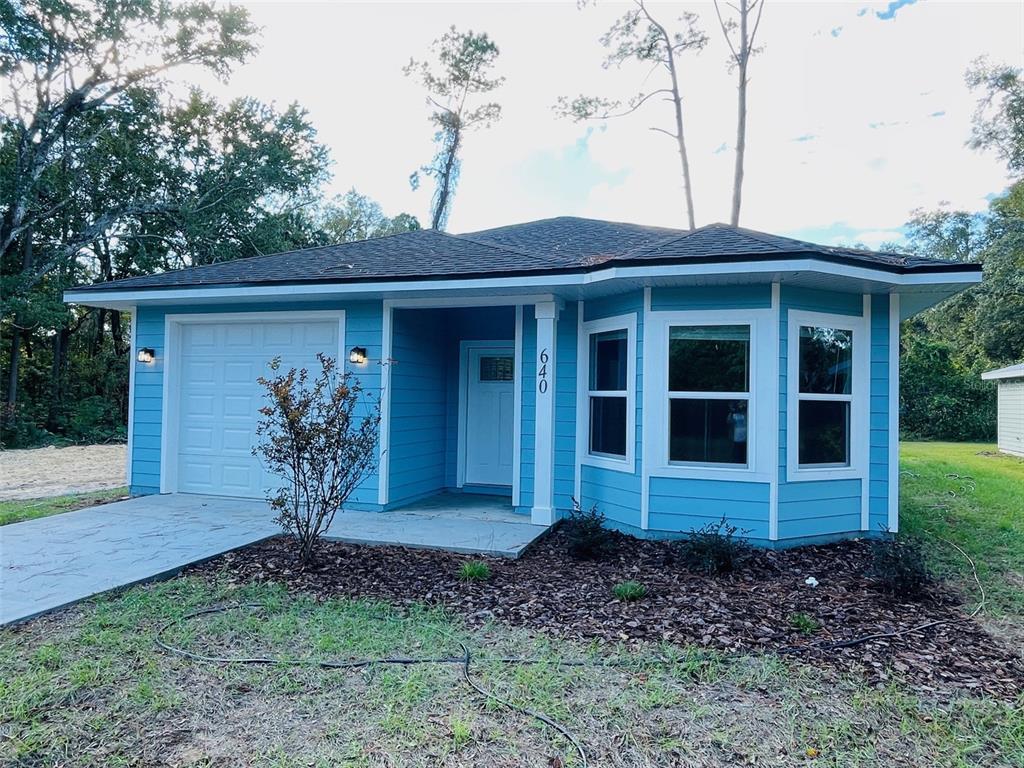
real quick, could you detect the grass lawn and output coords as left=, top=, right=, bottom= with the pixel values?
left=0, top=444, right=1021, bottom=766
left=0, top=487, right=128, bottom=526
left=900, top=442, right=1024, bottom=620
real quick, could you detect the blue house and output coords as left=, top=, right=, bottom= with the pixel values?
left=64, top=218, right=980, bottom=547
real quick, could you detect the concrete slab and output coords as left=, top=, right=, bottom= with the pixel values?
left=0, top=492, right=549, bottom=625
left=0, top=494, right=278, bottom=625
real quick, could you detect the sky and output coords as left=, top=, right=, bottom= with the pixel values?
left=191, top=0, right=1024, bottom=247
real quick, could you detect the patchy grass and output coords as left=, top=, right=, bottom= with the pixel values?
left=900, top=442, right=1024, bottom=619
left=0, top=487, right=128, bottom=526
left=1, top=577, right=1021, bottom=767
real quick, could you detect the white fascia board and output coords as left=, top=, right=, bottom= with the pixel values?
left=63, top=258, right=982, bottom=309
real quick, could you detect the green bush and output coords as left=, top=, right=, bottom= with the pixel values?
left=869, top=532, right=932, bottom=599
left=458, top=560, right=491, bottom=582
left=612, top=581, right=646, bottom=601
left=677, top=516, right=752, bottom=575
left=563, top=498, right=616, bottom=561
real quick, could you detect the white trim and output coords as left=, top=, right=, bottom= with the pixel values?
left=577, top=312, right=638, bottom=474
left=457, top=340, right=515, bottom=489
left=641, top=288, right=652, bottom=530
left=64, top=259, right=982, bottom=308
left=769, top=282, right=780, bottom=540
left=888, top=293, right=900, bottom=532
left=647, top=307, right=775, bottom=483
left=573, top=305, right=584, bottom=504
left=159, top=309, right=346, bottom=496
left=126, top=308, right=138, bottom=489
left=531, top=301, right=557, bottom=525
left=513, top=305, right=523, bottom=507
left=785, top=305, right=870, bottom=484
left=378, top=301, right=393, bottom=506
left=861, top=295, right=872, bottom=531
left=377, top=294, right=556, bottom=309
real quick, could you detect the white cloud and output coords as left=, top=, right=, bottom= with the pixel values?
left=185, top=0, right=1021, bottom=239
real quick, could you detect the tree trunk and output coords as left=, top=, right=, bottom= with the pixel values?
left=431, top=122, right=462, bottom=231
left=3, top=233, right=33, bottom=430
left=730, top=0, right=750, bottom=227
left=667, top=61, right=697, bottom=230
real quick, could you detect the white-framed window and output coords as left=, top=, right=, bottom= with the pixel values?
left=786, top=308, right=869, bottom=482
left=577, top=313, right=636, bottom=471
left=668, top=324, right=751, bottom=467
left=646, top=308, right=775, bottom=482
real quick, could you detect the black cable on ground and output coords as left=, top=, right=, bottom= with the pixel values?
left=154, top=536, right=985, bottom=768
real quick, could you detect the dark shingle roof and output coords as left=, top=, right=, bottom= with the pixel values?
left=68, top=216, right=978, bottom=293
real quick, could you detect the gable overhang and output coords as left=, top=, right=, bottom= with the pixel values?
left=64, top=256, right=981, bottom=320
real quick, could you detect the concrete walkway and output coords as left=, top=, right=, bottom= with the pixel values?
left=0, top=494, right=278, bottom=625
left=1, top=492, right=549, bottom=626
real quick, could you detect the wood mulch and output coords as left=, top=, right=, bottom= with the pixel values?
left=191, top=529, right=1024, bottom=700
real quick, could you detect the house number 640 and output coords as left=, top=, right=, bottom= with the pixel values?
left=537, top=348, right=549, bottom=394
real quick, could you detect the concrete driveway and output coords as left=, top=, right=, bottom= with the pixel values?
left=0, top=494, right=278, bottom=625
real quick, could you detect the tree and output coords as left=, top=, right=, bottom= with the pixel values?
left=405, top=27, right=503, bottom=231
left=967, top=57, right=1024, bottom=177
left=556, top=1, right=708, bottom=229
left=254, top=355, right=381, bottom=565
left=713, top=0, right=765, bottom=226
left=318, top=189, right=421, bottom=243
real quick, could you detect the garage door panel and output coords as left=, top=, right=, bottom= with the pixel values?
left=176, top=317, right=339, bottom=498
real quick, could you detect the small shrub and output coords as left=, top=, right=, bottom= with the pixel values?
left=869, top=531, right=932, bottom=599
left=677, top=516, right=752, bottom=575
left=788, top=612, right=820, bottom=636
left=612, top=581, right=646, bottom=602
left=563, top=498, right=616, bottom=561
left=458, top=560, right=491, bottom=582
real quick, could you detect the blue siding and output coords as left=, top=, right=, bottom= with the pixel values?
left=869, top=294, right=891, bottom=533
left=388, top=309, right=446, bottom=505
left=651, top=284, right=772, bottom=311
left=129, top=300, right=383, bottom=501
left=553, top=302, right=578, bottom=513
left=581, top=464, right=642, bottom=528
left=648, top=478, right=770, bottom=539
left=583, top=291, right=643, bottom=322
left=777, top=286, right=869, bottom=539
left=517, top=306, right=536, bottom=513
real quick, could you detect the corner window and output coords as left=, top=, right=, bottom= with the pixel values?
left=797, top=326, right=852, bottom=466
left=588, top=329, right=628, bottom=457
left=668, top=325, right=750, bottom=465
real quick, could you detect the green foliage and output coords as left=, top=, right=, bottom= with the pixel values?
left=612, top=580, right=646, bottom=602
left=457, top=561, right=491, bottom=583
left=869, top=532, right=932, bottom=600
left=255, top=355, right=381, bottom=565
left=967, top=57, right=1024, bottom=176
left=563, top=498, right=616, bottom=561
left=677, top=516, right=752, bottom=575
left=788, top=612, right=819, bottom=636
left=405, top=26, right=503, bottom=230
left=319, top=189, right=420, bottom=243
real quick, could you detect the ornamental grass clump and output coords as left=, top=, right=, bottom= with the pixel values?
left=255, top=354, right=380, bottom=566
left=612, top=581, right=646, bottom=602
left=458, top=560, right=491, bottom=582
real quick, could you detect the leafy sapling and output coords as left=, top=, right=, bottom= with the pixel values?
left=254, top=354, right=380, bottom=565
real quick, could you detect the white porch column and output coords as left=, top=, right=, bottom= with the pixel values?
left=532, top=301, right=557, bottom=525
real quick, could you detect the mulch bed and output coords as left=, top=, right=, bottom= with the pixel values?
left=191, top=530, right=1024, bottom=700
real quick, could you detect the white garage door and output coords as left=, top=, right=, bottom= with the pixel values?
left=176, top=318, right=340, bottom=498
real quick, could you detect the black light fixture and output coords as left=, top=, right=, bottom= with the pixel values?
left=136, top=347, right=155, bottom=364
left=348, top=346, right=368, bottom=365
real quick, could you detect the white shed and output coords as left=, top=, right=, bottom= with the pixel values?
left=982, top=363, right=1024, bottom=457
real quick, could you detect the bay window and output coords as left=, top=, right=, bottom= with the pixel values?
left=797, top=326, right=853, bottom=466
left=588, top=328, right=629, bottom=458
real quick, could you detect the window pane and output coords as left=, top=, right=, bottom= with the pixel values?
left=590, top=330, right=627, bottom=391
left=669, top=325, right=750, bottom=392
left=479, top=356, right=513, bottom=382
left=799, top=326, right=853, bottom=395
left=669, top=398, right=748, bottom=464
left=590, top=396, right=627, bottom=456
left=798, top=400, right=850, bottom=465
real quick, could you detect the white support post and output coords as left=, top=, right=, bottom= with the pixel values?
left=532, top=301, right=557, bottom=525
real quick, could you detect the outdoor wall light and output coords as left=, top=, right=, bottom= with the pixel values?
left=136, top=347, right=155, bottom=364
left=348, top=346, right=368, bottom=365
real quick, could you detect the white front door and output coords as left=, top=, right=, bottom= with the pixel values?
left=464, top=347, right=515, bottom=487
